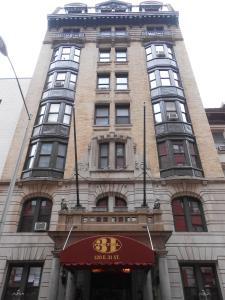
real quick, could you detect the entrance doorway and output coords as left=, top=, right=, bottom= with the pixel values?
left=90, top=270, right=132, bottom=300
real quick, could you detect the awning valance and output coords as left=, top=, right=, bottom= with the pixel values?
left=60, top=235, right=155, bottom=267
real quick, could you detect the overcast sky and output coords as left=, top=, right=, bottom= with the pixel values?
left=0, top=0, right=224, bottom=108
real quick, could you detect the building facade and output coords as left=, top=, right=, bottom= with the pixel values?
left=0, top=1, right=225, bottom=299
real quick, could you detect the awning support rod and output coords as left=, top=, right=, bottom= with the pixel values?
left=146, top=224, right=154, bottom=251
left=63, top=225, right=74, bottom=250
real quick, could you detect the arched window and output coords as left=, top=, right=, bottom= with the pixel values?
left=19, top=198, right=52, bottom=232
left=172, top=197, right=207, bottom=232
left=96, top=197, right=108, bottom=210
left=115, top=197, right=127, bottom=207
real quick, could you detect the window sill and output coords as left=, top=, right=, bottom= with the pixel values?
left=90, top=169, right=134, bottom=173
left=115, top=124, right=132, bottom=130
left=96, top=89, right=111, bottom=94
left=93, top=125, right=110, bottom=131
left=115, top=89, right=130, bottom=94
left=97, top=61, right=112, bottom=66
left=115, top=61, right=128, bottom=65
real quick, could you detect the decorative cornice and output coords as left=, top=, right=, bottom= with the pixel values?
left=48, top=11, right=179, bottom=29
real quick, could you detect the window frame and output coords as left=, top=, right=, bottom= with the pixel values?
left=99, top=143, right=109, bottom=169
left=24, top=141, right=68, bottom=171
left=99, top=49, right=111, bottom=62
left=35, top=102, right=72, bottom=127
left=115, top=48, right=127, bottom=62
left=95, top=104, right=110, bottom=126
left=115, top=142, right=126, bottom=169
left=45, top=71, right=77, bottom=90
left=97, top=74, right=110, bottom=89
left=3, top=263, right=43, bottom=300
left=180, top=263, right=222, bottom=300
left=172, top=197, right=207, bottom=232
left=149, top=69, right=182, bottom=89
left=115, top=104, right=130, bottom=124
left=52, top=46, right=81, bottom=62
left=115, top=73, right=128, bottom=90
left=157, top=139, right=201, bottom=170
left=18, top=197, right=52, bottom=232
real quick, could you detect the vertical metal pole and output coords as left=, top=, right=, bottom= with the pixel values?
left=72, top=105, right=81, bottom=208
left=7, top=56, right=31, bottom=120
left=142, top=102, right=147, bottom=207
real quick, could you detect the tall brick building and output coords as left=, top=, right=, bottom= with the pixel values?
left=0, top=1, right=225, bottom=299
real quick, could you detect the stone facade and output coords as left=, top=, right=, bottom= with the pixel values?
left=0, top=2, right=225, bottom=300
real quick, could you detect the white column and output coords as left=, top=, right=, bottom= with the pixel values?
left=65, top=271, right=75, bottom=300
left=158, top=252, right=172, bottom=300
left=144, top=269, right=154, bottom=300
left=48, top=256, right=60, bottom=300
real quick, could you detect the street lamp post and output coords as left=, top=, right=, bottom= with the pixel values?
left=0, top=36, right=32, bottom=235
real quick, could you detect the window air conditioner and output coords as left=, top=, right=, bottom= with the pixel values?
left=156, top=51, right=165, bottom=57
left=168, top=112, right=178, bottom=120
left=34, top=222, right=47, bottom=231
left=54, top=81, right=64, bottom=87
left=218, top=145, right=225, bottom=151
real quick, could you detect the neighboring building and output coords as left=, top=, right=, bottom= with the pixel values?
left=206, top=105, right=225, bottom=177
left=0, top=1, right=225, bottom=300
left=0, top=78, right=30, bottom=177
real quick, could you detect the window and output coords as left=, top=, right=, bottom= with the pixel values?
left=52, top=46, right=80, bottom=62
left=173, top=71, right=181, bottom=87
left=34, top=103, right=72, bottom=127
left=97, top=140, right=127, bottom=170
left=212, top=132, right=225, bottom=146
left=63, top=105, right=72, bottom=125
left=99, top=49, right=110, bottom=62
left=19, top=198, right=52, bottom=232
left=115, top=104, right=130, bottom=124
left=172, top=197, right=206, bottom=232
left=145, top=44, right=174, bottom=60
left=155, top=45, right=164, bottom=56
left=55, top=72, right=66, bottom=87
left=37, top=105, right=46, bottom=124
left=149, top=69, right=182, bottom=88
left=45, top=72, right=77, bottom=90
left=149, top=72, right=156, bottom=89
left=160, top=70, right=171, bottom=86
left=3, top=264, right=43, bottom=300
left=99, top=143, right=109, bottom=169
left=115, top=27, right=126, bottom=36
left=146, top=26, right=164, bottom=34
left=47, top=104, right=60, bottom=122
left=158, top=142, right=168, bottom=169
left=69, top=73, right=77, bottom=89
left=153, top=103, right=162, bottom=123
left=97, top=74, right=110, bottom=89
left=100, top=28, right=111, bottom=36
left=116, top=74, right=128, bottom=90
left=146, top=46, right=153, bottom=61
left=95, top=104, right=109, bottom=126
left=115, top=143, right=125, bottom=168
left=180, top=102, right=188, bottom=122
left=157, top=140, right=201, bottom=170
left=172, top=142, right=186, bottom=166
left=165, top=101, right=177, bottom=120
left=96, top=197, right=108, bottom=210
left=115, top=197, right=127, bottom=208
left=180, top=264, right=222, bottom=300
left=24, top=142, right=67, bottom=171
left=115, top=49, right=127, bottom=62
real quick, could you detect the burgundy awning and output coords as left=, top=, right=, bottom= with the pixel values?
left=60, top=235, right=155, bottom=267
